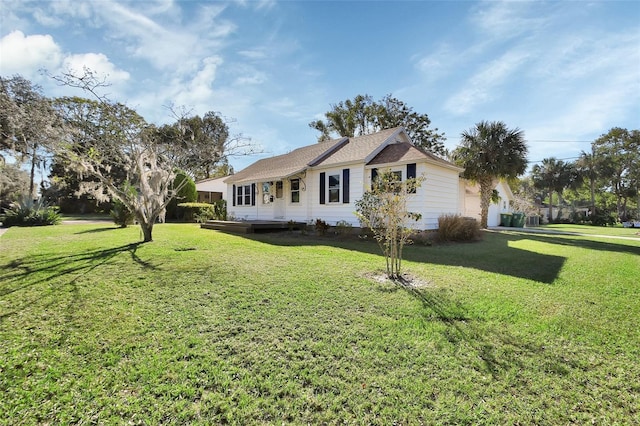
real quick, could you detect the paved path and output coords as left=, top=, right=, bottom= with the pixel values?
left=488, top=226, right=640, bottom=241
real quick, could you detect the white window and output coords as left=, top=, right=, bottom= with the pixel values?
left=236, top=184, right=252, bottom=206
left=328, top=174, right=340, bottom=202
left=291, top=179, right=300, bottom=203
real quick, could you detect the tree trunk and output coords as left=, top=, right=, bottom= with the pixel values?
left=548, top=188, right=554, bottom=223
left=478, top=176, right=494, bottom=229
left=139, top=221, right=154, bottom=242
left=29, top=141, right=38, bottom=197
left=589, top=178, right=596, bottom=216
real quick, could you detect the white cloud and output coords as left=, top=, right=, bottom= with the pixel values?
left=49, top=0, right=92, bottom=20
left=33, top=8, right=65, bottom=27
left=62, top=52, right=130, bottom=83
left=89, top=1, right=235, bottom=74
left=0, top=30, right=62, bottom=76
left=444, top=49, right=530, bottom=115
left=238, top=49, right=268, bottom=60
left=469, top=1, right=550, bottom=41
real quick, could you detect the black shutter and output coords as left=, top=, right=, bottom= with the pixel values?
left=407, top=163, right=417, bottom=193
left=319, top=172, right=326, bottom=204
left=371, top=168, right=378, bottom=184
left=342, top=168, right=350, bottom=204
left=251, top=183, right=256, bottom=206
left=232, top=184, right=236, bottom=206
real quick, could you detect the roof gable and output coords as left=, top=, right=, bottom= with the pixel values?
left=313, top=127, right=405, bottom=167
left=225, top=127, right=461, bottom=183
left=368, top=142, right=463, bottom=171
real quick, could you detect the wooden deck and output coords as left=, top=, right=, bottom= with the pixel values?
left=200, top=220, right=307, bottom=234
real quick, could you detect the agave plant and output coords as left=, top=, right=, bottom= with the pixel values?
left=2, top=195, right=61, bottom=227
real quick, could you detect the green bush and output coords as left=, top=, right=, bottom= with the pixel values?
left=590, top=208, right=617, bottom=227
left=167, top=172, right=198, bottom=220
left=178, top=201, right=226, bottom=223
left=436, top=214, right=481, bottom=242
left=1, top=195, right=61, bottom=227
left=110, top=200, right=135, bottom=228
left=335, top=220, right=353, bottom=236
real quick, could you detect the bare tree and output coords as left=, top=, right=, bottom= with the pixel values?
left=51, top=69, right=254, bottom=242
left=0, top=75, right=63, bottom=196
left=355, top=170, right=424, bottom=280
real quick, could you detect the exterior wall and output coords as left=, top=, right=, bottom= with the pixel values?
left=196, top=177, right=227, bottom=204
left=308, top=165, right=364, bottom=226
left=226, top=178, right=310, bottom=222
left=413, top=163, right=460, bottom=229
left=196, top=177, right=227, bottom=194
left=462, top=180, right=513, bottom=227
left=487, top=181, right=513, bottom=227
left=225, top=162, right=461, bottom=230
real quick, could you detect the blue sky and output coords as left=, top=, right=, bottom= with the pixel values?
left=1, top=0, right=639, bottom=173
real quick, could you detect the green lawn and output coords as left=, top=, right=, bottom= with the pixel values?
left=537, top=223, right=640, bottom=237
left=1, top=224, right=639, bottom=424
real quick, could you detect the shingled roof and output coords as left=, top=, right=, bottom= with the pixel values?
left=225, top=127, right=460, bottom=184
left=368, top=141, right=462, bottom=171
left=224, top=137, right=348, bottom=184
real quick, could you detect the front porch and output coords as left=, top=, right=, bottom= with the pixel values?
left=200, top=220, right=306, bottom=234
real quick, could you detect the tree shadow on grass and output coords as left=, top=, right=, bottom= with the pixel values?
left=234, top=231, right=565, bottom=284
left=391, top=280, right=580, bottom=380
left=73, top=226, right=121, bottom=235
left=0, top=242, right=157, bottom=320
left=236, top=228, right=639, bottom=284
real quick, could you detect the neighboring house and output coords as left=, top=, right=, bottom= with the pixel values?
left=460, top=180, right=514, bottom=227
left=224, top=127, right=463, bottom=229
left=195, top=176, right=227, bottom=204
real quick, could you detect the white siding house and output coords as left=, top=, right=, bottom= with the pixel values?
left=195, top=176, right=227, bottom=203
left=461, top=179, right=514, bottom=227
left=224, top=127, right=464, bottom=229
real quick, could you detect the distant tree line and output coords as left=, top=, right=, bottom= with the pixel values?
left=525, top=128, right=639, bottom=224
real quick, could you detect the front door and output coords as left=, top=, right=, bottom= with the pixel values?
left=274, top=181, right=285, bottom=219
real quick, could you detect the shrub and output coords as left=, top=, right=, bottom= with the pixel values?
left=590, top=208, right=617, bottom=227
left=314, top=218, right=330, bottom=236
left=178, top=201, right=226, bottom=223
left=166, top=172, right=198, bottom=220
left=110, top=200, right=135, bottom=228
left=436, top=214, right=481, bottom=242
left=335, top=220, right=353, bottom=236
left=2, top=195, right=61, bottom=227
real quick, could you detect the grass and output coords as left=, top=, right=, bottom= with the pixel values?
left=1, top=223, right=639, bottom=424
left=537, top=223, right=640, bottom=237
left=59, top=213, right=112, bottom=221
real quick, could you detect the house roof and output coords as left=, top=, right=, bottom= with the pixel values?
left=313, top=127, right=405, bottom=167
left=225, top=127, right=461, bottom=184
left=368, top=142, right=463, bottom=171
left=224, top=137, right=348, bottom=184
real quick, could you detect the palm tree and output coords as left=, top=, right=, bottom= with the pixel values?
left=532, top=157, right=576, bottom=222
left=576, top=148, right=599, bottom=216
left=454, top=121, right=528, bottom=228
